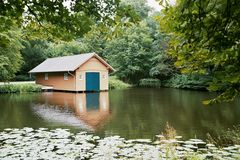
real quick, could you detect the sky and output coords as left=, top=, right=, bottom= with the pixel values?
left=147, top=0, right=162, bottom=11
left=147, top=0, right=176, bottom=11
left=63, top=0, right=176, bottom=12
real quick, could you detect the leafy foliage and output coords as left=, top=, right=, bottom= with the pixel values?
left=78, top=4, right=173, bottom=84
left=120, top=0, right=152, bottom=19
left=164, top=74, right=212, bottom=90
left=0, top=0, right=141, bottom=82
left=139, top=78, right=161, bottom=88
left=109, top=76, right=131, bottom=90
left=159, top=0, right=240, bottom=103
left=0, top=0, right=131, bottom=40
left=17, top=40, right=87, bottom=80
left=79, top=25, right=108, bottom=57
left=0, top=16, right=23, bottom=81
left=15, top=75, right=33, bottom=81
left=149, top=51, right=175, bottom=79
left=19, top=40, right=49, bottom=76
left=44, top=41, right=87, bottom=58
left=105, top=21, right=154, bottom=83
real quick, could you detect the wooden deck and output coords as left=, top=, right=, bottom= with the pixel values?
left=41, top=85, right=53, bottom=91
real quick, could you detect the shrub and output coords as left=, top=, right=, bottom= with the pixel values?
left=109, top=76, right=131, bottom=90
left=15, top=75, right=35, bottom=81
left=139, top=78, right=161, bottom=88
left=0, top=83, right=41, bottom=93
left=164, top=74, right=212, bottom=90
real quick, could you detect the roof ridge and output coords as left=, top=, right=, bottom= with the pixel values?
left=47, top=52, right=95, bottom=60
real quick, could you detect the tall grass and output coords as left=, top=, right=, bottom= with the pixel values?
left=207, top=125, right=240, bottom=146
left=0, top=84, right=41, bottom=93
left=109, top=76, right=131, bottom=90
left=162, top=122, right=177, bottom=140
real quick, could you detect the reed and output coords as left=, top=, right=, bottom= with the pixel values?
left=0, top=83, right=41, bottom=93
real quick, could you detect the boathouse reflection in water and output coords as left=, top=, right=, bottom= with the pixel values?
left=32, top=92, right=110, bottom=131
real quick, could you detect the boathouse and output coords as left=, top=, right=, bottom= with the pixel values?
left=29, top=53, right=114, bottom=92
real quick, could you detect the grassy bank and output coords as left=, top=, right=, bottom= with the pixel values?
left=0, top=77, right=129, bottom=93
left=0, top=83, right=41, bottom=93
left=109, top=76, right=131, bottom=90
left=136, top=74, right=212, bottom=91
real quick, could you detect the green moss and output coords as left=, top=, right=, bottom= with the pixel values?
left=0, top=83, right=41, bottom=93
left=109, top=76, right=131, bottom=90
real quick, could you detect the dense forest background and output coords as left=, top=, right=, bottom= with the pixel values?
left=0, top=0, right=239, bottom=103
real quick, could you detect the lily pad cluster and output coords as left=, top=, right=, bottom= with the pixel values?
left=0, top=128, right=239, bottom=159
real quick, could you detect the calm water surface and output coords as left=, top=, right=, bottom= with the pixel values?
left=0, top=88, right=239, bottom=140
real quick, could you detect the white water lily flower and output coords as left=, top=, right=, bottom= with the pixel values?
left=0, top=129, right=239, bottom=160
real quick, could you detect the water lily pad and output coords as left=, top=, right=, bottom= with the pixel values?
left=0, top=128, right=238, bottom=159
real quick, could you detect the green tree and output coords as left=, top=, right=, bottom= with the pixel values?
left=0, top=0, right=126, bottom=40
left=79, top=25, right=108, bottom=57
left=79, top=10, right=173, bottom=84
left=120, top=0, right=152, bottom=19
left=145, top=13, right=174, bottom=79
left=18, top=40, right=49, bottom=78
left=159, top=0, right=240, bottom=104
left=105, top=22, right=154, bottom=83
left=45, top=41, right=90, bottom=58
left=16, top=40, right=90, bottom=81
left=0, top=0, right=139, bottom=81
left=0, top=16, right=23, bottom=81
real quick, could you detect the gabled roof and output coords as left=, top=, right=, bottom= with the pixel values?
left=29, top=53, right=114, bottom=73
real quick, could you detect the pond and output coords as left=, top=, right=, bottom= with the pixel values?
left=0, top=88, right=239, bottom=140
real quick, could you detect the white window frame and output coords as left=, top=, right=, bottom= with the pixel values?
left=79, top=74, right=83, bottom=80
left=44, top=73, right=48, bottom=80
left=102, top=73, right=108, bottom=80
left=64, top=73, right=68, bottom=80
left=102, top=74, right=106, bottom=79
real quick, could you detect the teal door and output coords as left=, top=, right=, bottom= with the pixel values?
left=86, top=72, right=100, bottom=91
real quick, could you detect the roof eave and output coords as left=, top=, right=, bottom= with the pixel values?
left=93, top=53, right=115, bottom=72
left=29, top=70, right=75, bottom=74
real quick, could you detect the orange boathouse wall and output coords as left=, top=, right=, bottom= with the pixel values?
left=36, top=57, right=109, bottom=91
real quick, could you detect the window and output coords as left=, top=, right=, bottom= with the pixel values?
left=102, top=74, right=107, bottom=79
left=64, top=73, right=68, bottom=80
left=44, top=73, right=48, bottom=80
left=79, top=74, right=83, bottom=80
